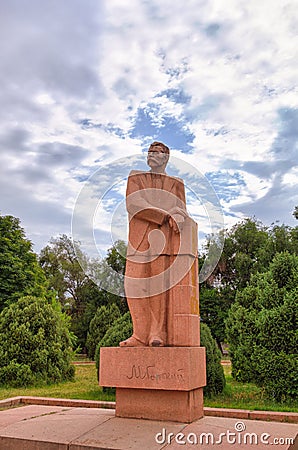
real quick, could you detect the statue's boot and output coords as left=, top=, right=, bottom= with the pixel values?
left=149, top=336, right=164, bottom=347
left=119, top=336, right=146, bottom=347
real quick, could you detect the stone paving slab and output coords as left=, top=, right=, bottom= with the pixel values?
left=0, top=405, right=71, bottom=430
left=0, top=406, right=114, bottom=449
left=70, top=416, right=186, bottom=450
left=70, top=414, right=298, bottom=450
left=0, top=405, right=297, bottom=449
left=165, top=416, right=298, bottom=449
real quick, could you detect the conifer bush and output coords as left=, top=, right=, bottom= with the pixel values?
left=0, top=296, right=75, bottom=387
left=85, top=303, right=121, bottom=360
left=226, top=252, right=298, bottom=401
left=200, top=322, right=226, bottom=396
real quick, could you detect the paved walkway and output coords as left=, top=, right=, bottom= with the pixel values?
left=0, top=404, right=297, bottom=449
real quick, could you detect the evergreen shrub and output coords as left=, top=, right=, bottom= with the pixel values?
left=226, top=252, right=298, bottom=401
left=0, top=296, right=75, bottom=387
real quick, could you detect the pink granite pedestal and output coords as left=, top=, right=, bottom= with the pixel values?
left=100, top=346, right=206, bottom=422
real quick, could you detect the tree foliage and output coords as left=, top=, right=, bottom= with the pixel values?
left=39, top=237, right=128, bottom=350
left=0, top=295, right=75, bottom=387
left=105, top=239, right=126, bottom=274
left=200, top=217, right=298, bottom=343
left=199, top=285, right=234, bottom=344
left=40, top=235, right=103, bottom=349
left=226, top=252, right=298, bottom=401
left=88, top=240, right=128, bottom=314
left=85, top=303, right=121, bottom=359
left=0, top=214, right=47, bottom=312
left=200, top=323, right=226, bottom=397
left=210, top=218, right=270, bottom=290
left=39, top=234, right=89, bottom=311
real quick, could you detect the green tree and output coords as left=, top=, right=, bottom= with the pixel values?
left=40, top=237, right=128, bottom=351
left=85, top=303, right=121, bottom=359
left=201, top=217, right=298, bottom=344
left=293, top=206, right=298, bottom=220
left=265, top=223, right=298, bottom=257
left=211, top=218, right=270, bottom=290
left=226, top=252, right=298, bottom=401
left=0, top=295, right=75, bottom=387
left=40, top=235, right=103, bottom=349
left=199, top=219, right=269, bottom=345
left=200, top=323, right=226, bottom=396
left=0, top=214, right=48, bottom=312
left=69, top=279, right=107, bottom=351
left=106, top=239, right=126, bottom=274
left=88, top=240, right=128, bottom=315
left=39, top=234, right=89, bottom=312
left=199, top=284, right=234, bottom=344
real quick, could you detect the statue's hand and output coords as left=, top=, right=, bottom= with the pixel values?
left=168, top=213, right=185, bottom=233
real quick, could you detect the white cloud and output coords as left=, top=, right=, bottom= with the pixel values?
left=0, top=0, right=297, bottom=256
left=283, top=167, right=298, bottom=187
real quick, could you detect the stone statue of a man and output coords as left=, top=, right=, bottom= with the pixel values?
left=120, top=142, right=189, bottom=347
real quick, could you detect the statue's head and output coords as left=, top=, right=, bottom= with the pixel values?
left=147, top=141, right=170, bottom=173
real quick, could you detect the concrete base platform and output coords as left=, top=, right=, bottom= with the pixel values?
left=0, top=405, right=297, bottom=449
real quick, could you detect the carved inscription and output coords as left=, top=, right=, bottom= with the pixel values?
left=127, top=365, right=185, bottom=382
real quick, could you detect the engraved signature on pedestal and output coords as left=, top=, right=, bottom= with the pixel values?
left=126, top=365, right=185, bottom=382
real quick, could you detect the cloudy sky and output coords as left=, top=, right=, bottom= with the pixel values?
left=1, top=0, right=297, bottom=257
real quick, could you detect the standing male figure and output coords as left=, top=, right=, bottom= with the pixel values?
left=120, top=142, right=189, bottom=347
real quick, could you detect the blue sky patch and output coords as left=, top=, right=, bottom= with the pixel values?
left=157, top=88, right=191, bottom=105
left=205, top=170, right=246, bottom=202
left=79, top=119, right=125, bottom=138
left=130, top=106, right=194, bottom=152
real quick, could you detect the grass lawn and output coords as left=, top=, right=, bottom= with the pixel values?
left=0, top=364, right=114, bottom=403
left=0, top=364, right=297, bottom=413
left=205, top=365, right=298, bottom=413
